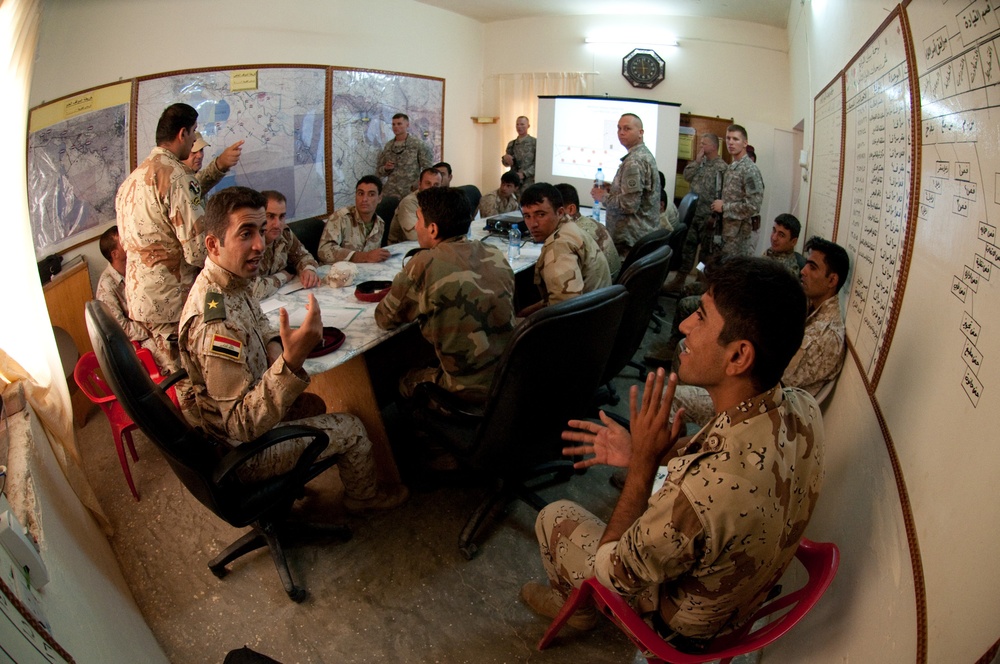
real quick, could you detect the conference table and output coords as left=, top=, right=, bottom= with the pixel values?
left=262, top=226, right=541, bottom=486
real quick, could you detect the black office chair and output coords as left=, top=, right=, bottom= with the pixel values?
left=675, top=192, right=699, bottom=234
left=454, top=184, right=482, bottom=219
left=618, top=228, right=670, bottom=277
left=377, top=195, right=402, bottom=246
left=84, top=301, right=350, bottom=602
left=288, top=216, right=326, bottom=258
left=407, top=286, right=628, bottom=559
left=596, top=246, right=673, bottom=406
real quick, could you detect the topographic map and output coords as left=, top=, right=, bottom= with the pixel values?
left=27, top=98, right=129, bottom=257
left=330, top=70, right=443, bottom=208
left=136, top=67, right=327, bottom=220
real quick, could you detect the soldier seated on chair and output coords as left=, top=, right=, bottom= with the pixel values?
left=521, top=256, right=824, bottom=647
left=178, top=186, right=407, bottom=512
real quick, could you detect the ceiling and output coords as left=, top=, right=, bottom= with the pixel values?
left=414, top=0, right=790, bottom=29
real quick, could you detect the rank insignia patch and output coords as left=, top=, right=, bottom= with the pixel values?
left=204, top=292, right=227, bottom=321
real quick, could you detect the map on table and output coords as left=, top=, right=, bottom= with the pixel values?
left=330, top=69, right=443, bottom=208
left=27, top=82, right=131, bottom=258
left=136, top=67, right=327, bottom=220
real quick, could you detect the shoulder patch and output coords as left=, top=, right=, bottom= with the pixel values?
left=204, top=292, right=227, bottom=322
left=208, top=334, right=242, bottom=361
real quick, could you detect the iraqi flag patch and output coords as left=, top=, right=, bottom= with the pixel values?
left=209, top=334, right=242, bottom=361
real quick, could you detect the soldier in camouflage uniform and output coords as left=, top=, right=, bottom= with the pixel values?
left=376, top=113, right=434, bottom=200
left=178, top=187, right=406, bottom=510
left=375, top=187, right=515, bottom=403
left=387, top=168, right=442, bottom=244
left=95, top=226, right=152, bottom=347
left=671, top=237, right=848, bottom=427
left=502, top=116, right=537, bottom=195
left=592, top=114, right=660, bottom=256
left=115, top=103, right=206, bottom=373
left=762, top=213, right=803, bottom=277
left=478, top=171, right=521, bottom=218
left=520, top=183, right=611, bottom=317
left=181, top=131, right=244, bottom=198
left=248, top=190, right=320, bottom=299
left=318, top=175, right=390, bottom=264
left=670, top=133, right=728, bottom=288
left=711, top=125, right=764, bottom=257
left=554, top=183, right=622, bottom=280
left=522, top=257, right=823, bottom=644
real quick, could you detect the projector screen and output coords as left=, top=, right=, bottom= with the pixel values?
left=536, top=96, right=681, bottom=209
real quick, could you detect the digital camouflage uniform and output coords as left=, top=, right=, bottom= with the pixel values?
left=535, top=385, right=824, bottom=642
left=249, top=227, right=319, bottom=299
left=387, top=191, right=420, bottom=244
left=674, top=295, right=846, bottom=427
left=178, top=258, right=378, bottom=495
left=604, top=142, right=660, bottom=254
left=534, top=220, right=611, bottom=306
left=317, top=206, right=385, bottom=264
left=376, top=134, right=434, bottom=200
left=95, top=264, right=151, bottom=344
left=719, top=155, right=764, bottom=257
left=659, top=198, right=679, bottom=232
left=374, top=237, right=515, bottom=403
left=764, top=247, right=801, bottom=278
left=478, top=188, right=519, bottom=219
left=566, top=212, right=622, bottom=281
left=679, top=156, right=728, bottom=273
left=115, top=146, right=207, bottom=372
left=505, top=134, right=537, bottom=193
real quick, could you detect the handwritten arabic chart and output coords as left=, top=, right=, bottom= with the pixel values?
left=806, top=75, right=845, bottom=241
left=906, top=0, right=1000, bottom=408
left=837, top=9, right=916, bottom=389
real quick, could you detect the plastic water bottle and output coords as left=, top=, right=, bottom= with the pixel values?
left=592, top=167, right=604, bottom=219
left=508, top=224, right=521, bottom=263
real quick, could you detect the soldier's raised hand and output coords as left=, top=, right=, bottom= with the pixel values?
left=278, top=293, right=323, bottom=371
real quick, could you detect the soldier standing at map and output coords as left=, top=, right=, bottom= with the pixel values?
left=181, top=131, right=244, bottom=198
left=376, top=113, right=434, bottom=200
left=502, top=116, right=536, bottom=194
left=115, top=103, right=207, bottom=373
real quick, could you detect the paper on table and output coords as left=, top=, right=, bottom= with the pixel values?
left=277, top=277, right=304, bottom=295
left=259, top=297, right=285, bottom=314
left=286, top=305, right=364, bottom=329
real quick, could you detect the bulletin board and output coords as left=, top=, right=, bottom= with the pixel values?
left=805, top=74, right=845, bottom=242
left=835, top=7, right=919, bottom=390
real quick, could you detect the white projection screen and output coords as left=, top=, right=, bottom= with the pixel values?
left=536, top=96, right=681, bottom=209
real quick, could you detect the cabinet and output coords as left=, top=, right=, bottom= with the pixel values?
left=42, top=258, right=93, bottom=426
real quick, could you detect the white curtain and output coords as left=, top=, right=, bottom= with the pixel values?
left=1, top=0, right=109, bottom=533
left=487, top=72, right=596, bottom=179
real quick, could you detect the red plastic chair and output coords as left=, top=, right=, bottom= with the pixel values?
left=538, top=538, right=839, bottom=664
left=74, top=348, right=177, bottom=500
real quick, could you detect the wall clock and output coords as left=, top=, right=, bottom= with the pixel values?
left=622, top=48, right=665, bottom=89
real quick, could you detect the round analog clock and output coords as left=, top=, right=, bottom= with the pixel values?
left=622, top=48, right=666, bottom=89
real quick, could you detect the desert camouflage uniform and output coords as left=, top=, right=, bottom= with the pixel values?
left=534, top=219, right=611, bottom=306
left=674, top=295, right=846, bottom=427
left=679, top=156, right=728, bottom=273
left=478, top=188, right=519, bottom=219
left=719, top=155, right=764, bottom=257
left=566, top=212, right=622, bottom=281
left=536, top=385, right=824, bottom=642
left=505, top=134, right=536, bottom=193
left=764, top=247, right=801, bottom=277
left=178, top=258, right=378, bottom=495
left=116, top=146, right=206, bottom=372
left=376, top=134, right=434, bottom=200
left=317, top=206, right=385, bottom=263
left=387, top=191, right=420, bottom=244
left=375, top=237, right=515, bottom=402
left=249, top=227, right=319, bottom=299
left=659, top=198, right=678, bottom=232
left=95, top=264, right=152, bottom=344
left=194, top=158, right=227, bottom=197
left=604, top=142, right=660, bottom=254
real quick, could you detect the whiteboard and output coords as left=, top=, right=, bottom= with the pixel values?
left=806, top=74, right=845, bottom=241
left=836, top=9, right=917, bottom=389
